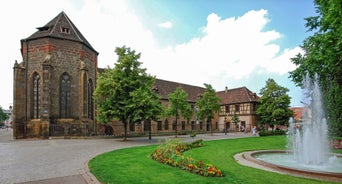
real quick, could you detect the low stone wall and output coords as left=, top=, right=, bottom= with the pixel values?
left=330, top=140, right=342, bottom=149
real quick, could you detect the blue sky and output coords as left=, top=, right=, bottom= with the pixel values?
left=0, top=0, right=316, bottom=109
left=129, top=0, right=314, bottom=49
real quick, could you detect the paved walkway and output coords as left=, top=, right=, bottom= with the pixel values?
left=0, top=128, right=254, bottom=184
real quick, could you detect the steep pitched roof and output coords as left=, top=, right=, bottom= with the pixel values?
left=23, top=11, right=98, bottom=54
left=97, top=68, right=258, bottom=104
left=216, top=87, right=259, bottom=105
left=154, top=79, right=206, bottom=102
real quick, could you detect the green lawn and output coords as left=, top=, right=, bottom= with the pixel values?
left=89, top=136, right=339, bottom=184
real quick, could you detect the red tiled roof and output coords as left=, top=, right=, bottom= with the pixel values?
left=97, top=69, right=259, bottom=105
left=290, top=107, right=304, bottom=121
left=216, top=87, right=259, bottom=105
left=154, top=79, right=205, bottom=102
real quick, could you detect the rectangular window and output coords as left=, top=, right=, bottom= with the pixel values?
left=129, top=123, right=135, bottom=132
left=253, top=103, right=257, bottom=112
left=191, top=121, right=195, bottom=130
left=172, top=120, right=176, bottom=130
left=235, top=104, right=240, bottom=112
left=164, top=120, right=169, bottom=130
left=60, top=27, right=70, bottom=34
left=225, top=105, right=230, bottom=113
left=144, top=120, right=150, bottom=131
left=182, top=121, right=185, bottom=130
left=157, top=121, right=162, bottom=131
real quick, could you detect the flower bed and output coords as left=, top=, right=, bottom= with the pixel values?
left=151, top=139, right=224, bottom=177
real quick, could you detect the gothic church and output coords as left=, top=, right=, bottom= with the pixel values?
left=13, top=12, right=98, bottom=138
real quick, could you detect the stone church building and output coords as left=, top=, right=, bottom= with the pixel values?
left=13, top=12, right=98, bottom=138
left=13, top=12, right=259, bottom=138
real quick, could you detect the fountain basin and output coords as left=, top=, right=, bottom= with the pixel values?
left=239, top=150, right=342, bottom=182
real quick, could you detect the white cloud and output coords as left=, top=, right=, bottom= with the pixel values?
left=142, top=9, right=300, bottom=89
left=158, top=21, right=173, bottom=29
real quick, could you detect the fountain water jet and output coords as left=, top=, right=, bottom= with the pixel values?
left=287, top=74, right=329, bottom=166
left=235, top=74, right=342, bottom=182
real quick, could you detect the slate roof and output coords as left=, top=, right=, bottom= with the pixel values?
left=23, top=11, right=98, bottom=54
left=216, top=87, right=259, bottom=105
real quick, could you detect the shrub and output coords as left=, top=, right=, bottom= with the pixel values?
left=151, top=139, right=224, bottom=177
left=259, top=129, right=286, bottom=136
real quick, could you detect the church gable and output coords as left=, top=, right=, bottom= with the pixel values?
left=25, top=11, right=97, bottom=54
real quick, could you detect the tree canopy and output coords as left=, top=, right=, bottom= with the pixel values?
left=94, top=46, right=161, bottom=140
left=166, top=87, right=192, bottom=137
left=289, top=0, right=342, bottom=136
left=196, top=84, right=221, bottom=135
left=0, top=107, right=9, bottom=126
left=256, top=78, right=293, bottom=128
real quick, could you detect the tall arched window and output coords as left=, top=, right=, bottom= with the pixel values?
left=60, top=73, right=71, bottom=118
left=33, top=73, right=40, bottom=118
left=88, top=79, right=93, bottom=119
left=83, top=74, right=88, bottom=116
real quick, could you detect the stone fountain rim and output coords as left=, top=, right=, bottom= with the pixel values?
left=235, top=150, right=342, bottom=183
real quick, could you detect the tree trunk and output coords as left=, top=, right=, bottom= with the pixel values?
left=175, top=115, right=178, bottom=138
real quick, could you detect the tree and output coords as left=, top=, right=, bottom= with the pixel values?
left=166, top=87, right=192, bottom=137
left=256, top=79, right=293, bottom=128
left=0, top=107, right=9, bottom=127
left=94, top=46, right=159, bottom=140
left=231, top=113, right=240, bottom=133
left=196, top=84, right=221, bottom=135
left=289, top=0, right=342, bottom=136
left=129, top=86, right=163, bottom=140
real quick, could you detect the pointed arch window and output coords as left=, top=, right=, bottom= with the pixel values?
left=60, top=73, right=71, bottom=118
left=83, top=74, right=88, bottom=116
left=33, top=73, right=40, bottom=118
left=88, top=79, right=94, bottom=119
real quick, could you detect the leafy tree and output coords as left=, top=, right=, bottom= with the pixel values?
left=166, top=87, right=192, bottom=137
left=94, top=46, right=159, bottom=140
left=0, top=107, right=9, bottom=126
left=289, top=0, right=342, bottom=136
left=129, top=86, right=163, bottom=140
left=231, top=113, right=240, bottom=132
left=196, top=84, right=221, bottom=135
left=256, top=79, right=293, bottom=128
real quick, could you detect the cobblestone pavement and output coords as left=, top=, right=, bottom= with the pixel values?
left=0, top=128, right=254, bottom=184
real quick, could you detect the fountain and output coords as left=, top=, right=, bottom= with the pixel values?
left=235, top=74, right=342, bottom=182
left=287, top=74, right=330, bottom=165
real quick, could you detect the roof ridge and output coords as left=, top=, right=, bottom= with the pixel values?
left=217, top=86, right=247, bottom=93
left=48, top=12, right=61, bottom=36
left=245, top=87, right=252, bottom=101
left=62, top=11, right=83, bottom=42
left=156, top=78, right=205, bottom=89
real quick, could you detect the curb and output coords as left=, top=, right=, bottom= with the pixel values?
left=81, top=160, right=101, bottom=184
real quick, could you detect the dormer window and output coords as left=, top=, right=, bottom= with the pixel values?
left=60, top=27, right=70, bottom=34
left=37, top=26, right=50, bottom=32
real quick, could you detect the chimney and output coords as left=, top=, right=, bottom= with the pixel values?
left=225, top=86, right=228, bottom=93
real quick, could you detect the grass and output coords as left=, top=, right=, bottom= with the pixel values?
left=89, top=136, right=340, bottom=184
